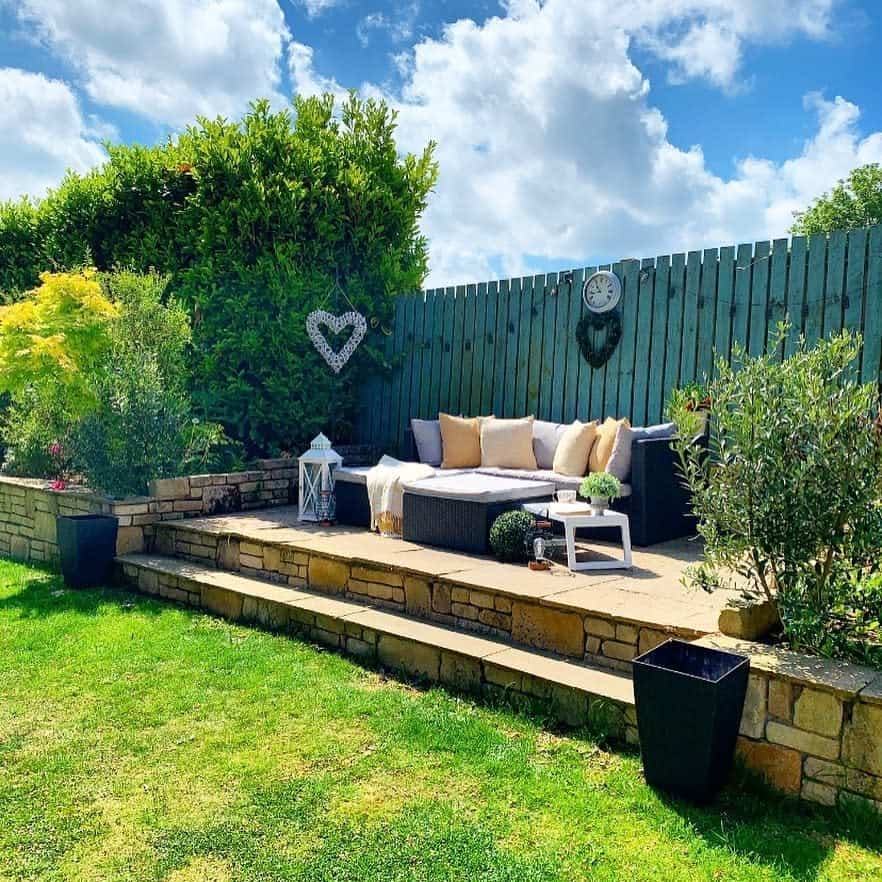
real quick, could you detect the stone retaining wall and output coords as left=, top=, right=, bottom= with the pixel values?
left=699, top=636, right=882, bottom=813
left=159, top=522, right=707, bottom=671
left=0, top=460, right=299, bottom=564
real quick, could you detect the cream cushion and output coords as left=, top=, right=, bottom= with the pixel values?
left=440, top=413, right=492, bottom=469
left=552, top=420, right=598, bottom=476
left=480, top=417, right=537, bottom=469
left=590, top=417, right=631, bottom=473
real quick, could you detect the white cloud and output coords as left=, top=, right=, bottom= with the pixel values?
left=291, top=0, right=876, bottom=286
left=298, top=0, right=341, bottom=17
left=356, top=3, right=420, bottom=47
left=288, top=41, right=349, bottom=105
left=15, top=0, right=291, bottom=126
left=0, top=67, right=106, bottom=202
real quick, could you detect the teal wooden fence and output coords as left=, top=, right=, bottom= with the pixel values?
left=358, top=225, right=882, bottom=454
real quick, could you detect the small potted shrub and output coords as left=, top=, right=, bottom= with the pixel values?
left=579, top=472, right=620, bottom=515
left=489, top=510, right=535, bottom=563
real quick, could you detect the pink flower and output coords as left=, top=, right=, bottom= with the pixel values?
left=50, top=479, right=66, bottom=491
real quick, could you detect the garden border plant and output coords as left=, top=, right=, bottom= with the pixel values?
left=0, top=269, right=235, bottom=497
left=667, top=325, right=882, bottom=666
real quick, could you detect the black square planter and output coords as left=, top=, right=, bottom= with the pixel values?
left=57, top=514, right=119, bottom=588
left=633, top=639, right=749, bottom=803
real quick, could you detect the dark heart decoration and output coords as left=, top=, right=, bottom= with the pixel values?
left=575, top=310, right=622, bottom=369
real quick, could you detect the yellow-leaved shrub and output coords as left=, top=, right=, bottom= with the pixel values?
left=0, top=270, right=118, bottom=414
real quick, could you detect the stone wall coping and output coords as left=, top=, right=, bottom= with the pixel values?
left=255, top=457, right=297, bottom=470
left=697, top=635, right=882, bottom=701
left=0, top=475, right=111, bottom=504
left=2, top=465, right=299, bottom=507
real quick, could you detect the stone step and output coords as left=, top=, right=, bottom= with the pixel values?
left=150, top=513, right=728, bottom=672
left=118, top=553, right=637, bottom=739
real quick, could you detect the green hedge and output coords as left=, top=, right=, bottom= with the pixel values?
left=0, top=94, right=437, bottom=455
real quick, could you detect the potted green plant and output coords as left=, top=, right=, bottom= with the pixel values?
left=579, top=472, right=620, bottom=516
left=489, top=510, right=536, bottom=563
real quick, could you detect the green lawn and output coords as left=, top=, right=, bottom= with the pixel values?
left=1, top=560, right=880, bottom=882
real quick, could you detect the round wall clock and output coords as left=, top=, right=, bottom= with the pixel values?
left=582, top=270, right=622, bottom=313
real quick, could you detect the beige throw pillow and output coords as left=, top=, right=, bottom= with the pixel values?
left=589, top=417, right=631, bottom=473
left=552, top=420, right=598, bottom=476
left=439, top=413, right=487, bottom=468
left=480, top=417, right=537, bottom=469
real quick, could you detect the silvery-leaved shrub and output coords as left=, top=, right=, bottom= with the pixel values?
left=668, top=325, right=882, bottom=664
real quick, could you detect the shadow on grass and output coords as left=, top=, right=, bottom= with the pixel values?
left=0, top=560, right=165, bottom=622
left=656, top=762, right=882, bottom=881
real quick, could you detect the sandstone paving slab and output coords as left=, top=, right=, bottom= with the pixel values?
left=697, top=635, right=879, bottom=698
left=443, top=562, right=621, bottom=600
left=347, top=608, right=505, bottom=658
left=859, top=674, right=882, bottom=707
left=485, top=647, right=635, bottom=705
left=287, top=593, right=373, bottom=620
left=121, top=554, right=310, bottom=603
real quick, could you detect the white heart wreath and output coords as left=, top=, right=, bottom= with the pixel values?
left=306, top=309, right=367, bottom=374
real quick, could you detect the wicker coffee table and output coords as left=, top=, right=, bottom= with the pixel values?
left=402, top=474, right=555, bottom=554
left=522, top=501, right=633, bottom=571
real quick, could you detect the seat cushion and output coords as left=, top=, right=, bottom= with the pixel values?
left=336, top=465, right=469, bottom=486
left=480, top=416, right=537, bottom=469
left=475, top=466, right=630, bottom=497
left=403, top=473, right=555, bottom=503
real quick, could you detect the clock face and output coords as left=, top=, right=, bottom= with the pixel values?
left=582, top=271, right=622, bottom=314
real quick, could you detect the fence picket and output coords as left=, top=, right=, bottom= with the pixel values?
left=747, top=240, right=771, bottom=357
left=538, top=272, right=558, bottom=420
left=680, top=250, right=702, bottom=383
left=768, top=239, right=789, bottom=357
left=714, top=246, right=736, bottom=371
left=862, top=225, right=882, bottom=384
left=647, top=256, right=669, bottom=423
left=823, top=230, right=847, bottom=338
left=631, top=258, right=655, bottom=425
left=697, top=248, right=719, bottom=382
left=460, top=284, right=477, bottom=412
left=804, top=234, right=828, bottom=347
left=784, top=238, right=808, bottom=358
left=563, top=268, right=585, bottom=422
left=513, top=277, right=533, bottom=417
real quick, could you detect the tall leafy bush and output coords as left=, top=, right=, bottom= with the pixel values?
left=0, top=94, right=438, bottom=455
left=0, top=270, right=231, bottom=496
left=669, top=328, right=882, bottom=664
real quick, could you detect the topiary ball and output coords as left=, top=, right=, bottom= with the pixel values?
left=489, top=510, right=536, bottom=563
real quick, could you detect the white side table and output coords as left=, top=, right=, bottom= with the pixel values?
left=523, top=502, right=632, bottom=571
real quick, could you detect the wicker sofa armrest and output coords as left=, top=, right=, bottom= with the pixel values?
left=627, top=436, right=697, bottom=546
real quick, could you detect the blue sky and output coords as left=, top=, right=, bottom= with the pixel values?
left=2, top=1, right=881, bottom=285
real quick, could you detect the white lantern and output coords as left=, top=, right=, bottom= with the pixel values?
left=298, top=433, right=343, bottom=523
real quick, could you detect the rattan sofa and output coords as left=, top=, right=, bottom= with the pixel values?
left=335, top=431, right=696, bottom=547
